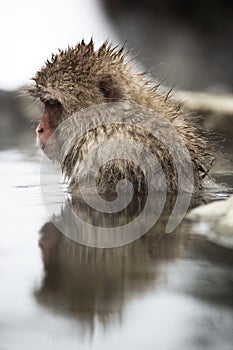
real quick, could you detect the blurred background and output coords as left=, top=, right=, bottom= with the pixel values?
left=1, top=0, right=232, bottom=91
left=102, top=0, right=233, bottom=92
left=0, top=0, right=232, bottom=150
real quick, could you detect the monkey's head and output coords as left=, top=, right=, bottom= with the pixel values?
left=28, top=40, right=146, bottom=156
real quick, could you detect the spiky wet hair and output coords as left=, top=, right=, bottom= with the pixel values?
left=29, top=39, right=134, bottom=113
left=29, top=39, right=215, bottom=185
left=29, top=39, right=180, bottom=116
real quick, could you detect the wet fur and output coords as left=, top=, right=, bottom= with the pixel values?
left=29, top=39, right=215, bottom=195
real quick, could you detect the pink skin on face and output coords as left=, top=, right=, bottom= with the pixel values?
left=37, top=106, right=60, bottom=159
left=37, top=109, right=54, bottom=146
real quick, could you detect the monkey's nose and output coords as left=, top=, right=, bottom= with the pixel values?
left=37, top=127, right=44, bottom=134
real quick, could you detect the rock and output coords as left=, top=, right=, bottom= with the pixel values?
left=187, top=195, right=233, bottom=248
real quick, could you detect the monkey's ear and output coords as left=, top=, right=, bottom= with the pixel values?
left=98, top=75, right=123, bottom=101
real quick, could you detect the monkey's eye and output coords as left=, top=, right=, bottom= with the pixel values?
left=45, top=99, right=60, bottom=107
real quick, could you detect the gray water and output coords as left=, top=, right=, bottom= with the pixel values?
left=0, top=148, right=233, bottom=350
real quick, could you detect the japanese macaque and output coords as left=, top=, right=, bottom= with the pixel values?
left=29, top=39, right=214, bottom=195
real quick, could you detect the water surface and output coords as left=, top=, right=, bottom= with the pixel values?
left=0, top=149, right=232, bottom=350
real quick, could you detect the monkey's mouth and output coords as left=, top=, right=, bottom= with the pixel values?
left=40, top=140, right=62, bottom=160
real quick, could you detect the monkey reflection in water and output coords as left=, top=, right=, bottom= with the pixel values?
left=34, top=193, right=233, bottom=331
left=35, top=195, right=187, bottom=326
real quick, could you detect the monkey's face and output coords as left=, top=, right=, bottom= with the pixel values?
left=37, top=99, right=63, bottom=159
left=35, top=73, right=124, bottom=160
